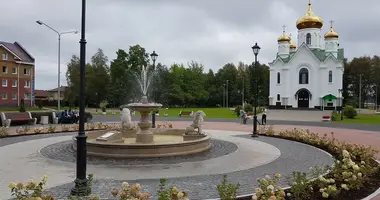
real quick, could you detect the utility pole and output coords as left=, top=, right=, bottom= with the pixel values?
left=242, top=76, right=245, bottom=106
left=226, top=80, right=229, bottom=108
left=223, top=84, right=226, bottom=108
left=375, top=85, right=378, bottom=110
left=359, top=74, right=362, bottom=113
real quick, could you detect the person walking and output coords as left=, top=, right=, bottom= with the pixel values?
left=262, top=108, right=267, bottom=125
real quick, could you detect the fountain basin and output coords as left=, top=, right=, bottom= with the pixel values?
left=72, top=129, right=212, bottom=158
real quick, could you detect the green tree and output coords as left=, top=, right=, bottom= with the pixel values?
left=86, top=48, right=110, bottom=108
left=65, top=55, right=81, bottom=107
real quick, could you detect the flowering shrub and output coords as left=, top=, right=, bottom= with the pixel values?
left=259, top=128, right=380, bottom=200
left=156, top=122, right=173, bottom=129
left=61, top=125, right=70, bottom=132
left=16, top=126, right=31, bottom=134
left=8, top=175, right=56, bottom=200
left=252, top=173, right=285, bottom=200
left=34, top=126, right=45, bottom=134
left=85, top=123, right=96, bottom=131
left=157, top=178, right=189, bottom=200
left=0, top=126, right=9, bottom=137
left=96, top=122, right=103, bottom=129
left=111, top=182, right=151, bottom=200
left=47, top=125, right=56, bottom=133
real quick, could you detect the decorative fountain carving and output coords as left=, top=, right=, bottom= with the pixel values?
left=185, top=110, right=206, bottom=135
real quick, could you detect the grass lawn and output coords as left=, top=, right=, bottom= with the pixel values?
left=334, top=114, right=380, bottom=125
left=95, top=107, right=241, bottom=119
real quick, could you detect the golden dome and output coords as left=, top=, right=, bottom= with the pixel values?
left=277, top=31, right=291, bottom=42
left=296, top=3, right=323, bottom=30
left=324, top=26, right=339, bottom=39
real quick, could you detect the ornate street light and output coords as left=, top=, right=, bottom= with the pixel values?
left=251, top=42, right=261, bottom=137
left=150, top=50, right=158, bottom=128
left=338, top=89, right=343, bottom=120
left=71, top=0, right=91, bottom=196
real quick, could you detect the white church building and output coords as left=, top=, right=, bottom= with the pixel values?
left=268, top=2, right=344, bottom=110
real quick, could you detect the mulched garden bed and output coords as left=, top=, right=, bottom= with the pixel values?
left=236, top=134, right=380, bottom=200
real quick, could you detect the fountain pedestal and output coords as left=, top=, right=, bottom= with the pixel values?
left=136, top=110, right=153, bottom=143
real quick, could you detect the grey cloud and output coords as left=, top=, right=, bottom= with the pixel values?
left=1, top=0, right=379, bottom=89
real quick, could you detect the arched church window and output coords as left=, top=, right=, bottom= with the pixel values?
left=277, top=94, right=280, bottom=101
left=328, top=70, right=333, bottom=83
left=306, top=33, right=311, bottom=45
left=299, top=68, right=309, bottom=84
left=277, top=72, right=281, bottom=84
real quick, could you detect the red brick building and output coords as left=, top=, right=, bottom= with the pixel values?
left=0, top=41, right=35, bottom=107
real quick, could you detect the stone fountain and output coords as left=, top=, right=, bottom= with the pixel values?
left=72, top=65, right=212, bottom=158
left=127, top=95, right=162, bottom=143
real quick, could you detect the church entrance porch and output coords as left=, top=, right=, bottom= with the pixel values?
left=295, top=88, right=311, bottom=108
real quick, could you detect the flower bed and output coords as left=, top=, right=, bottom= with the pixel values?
left=0, top=122, right=121, bottom=138
left=238, top=126, right=380, bottom=200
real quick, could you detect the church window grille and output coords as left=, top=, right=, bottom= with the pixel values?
left=277, top=72, right=281, bottom=84
left=299, top=68, right=309, bottom=84
left=306, top=33, right=311, bottom=45
left=277, top=94, right=280, bottom=101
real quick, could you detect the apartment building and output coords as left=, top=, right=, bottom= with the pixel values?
left=0, top=41, right=35, bottom=107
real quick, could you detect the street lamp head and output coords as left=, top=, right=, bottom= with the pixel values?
left=150, top=51, right=158, bottom=62
left=251, top=42, right=261, bottom=56
left=36, top=20, right=43, bottom=25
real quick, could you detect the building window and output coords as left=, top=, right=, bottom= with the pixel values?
left=277, top=94, right=280, bottom=101
left=24, top=93, right=30, bottom=100
left=1, top=93, right=7, bottom=100
left=306, top=33, right=311, bottom=45
left=2, top=79, right=7, bottom=87
left=12, top=93, right=17, bottom=100
left=24, top=80, right=31, bottom=88
left=328, top=70, right=333, bottom=83
left=299, top=68, right=309, bottom=84
left=277, top=72, right=281, bottom=84
left=2, top=66, right=7, bottom=73
left=24, top=68, right=31, bottom=75
left=12, top=67, right=17, bottom=74
left=2, top=53, right=8, bottom=60
left=12, top=80, right=17, bottom=87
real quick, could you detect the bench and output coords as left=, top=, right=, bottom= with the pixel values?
left=179, top=111, right=193, bottom=117
left=1, top=112, right=37, bottom=127
left=321, top=115, right=331, bottom=122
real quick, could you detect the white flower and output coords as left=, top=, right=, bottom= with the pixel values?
left=341, top=184, right=349, bottom=190
left=342, top=150, right=350, bottom=158
left=251, top=194, right=258, bottom=200
left=265, top=175, right=271, bottom=180
left=353, top=164, right=360, bottom=171
left=358, top=173, right=362, bottom=177
left=361, top=161, right=365, bottom=165
left=267, top=185, right=274, bottom=191
left=121, top=182, right=129, bottom=189
left=322, top=192, right=329, bottom=198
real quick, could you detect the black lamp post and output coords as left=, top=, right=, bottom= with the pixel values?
left=150, top=50, right=158, bottom=128
left=71, top=0, right=91, bottom=196
left=251, top=42, right=260, bottom=137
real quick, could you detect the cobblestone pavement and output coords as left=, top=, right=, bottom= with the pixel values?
left=39, top=139, right=238, bottom=165
left=43, top=136, right=332, bottom=199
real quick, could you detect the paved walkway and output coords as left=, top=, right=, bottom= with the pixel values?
left=1, top=121, right=379, bottom=199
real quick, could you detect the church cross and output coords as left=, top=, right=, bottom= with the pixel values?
left=329, top=20, right=334, bottom=28
left=282, top=25, right=287, bottom=32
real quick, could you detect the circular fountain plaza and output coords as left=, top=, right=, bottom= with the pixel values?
left=8, top=97, right=375, bottom=199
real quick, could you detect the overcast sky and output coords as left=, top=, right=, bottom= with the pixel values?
left=1, top=0, right=379, bottom=90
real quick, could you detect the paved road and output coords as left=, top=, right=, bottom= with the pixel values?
left=92, top=115, right=380, bottom=132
